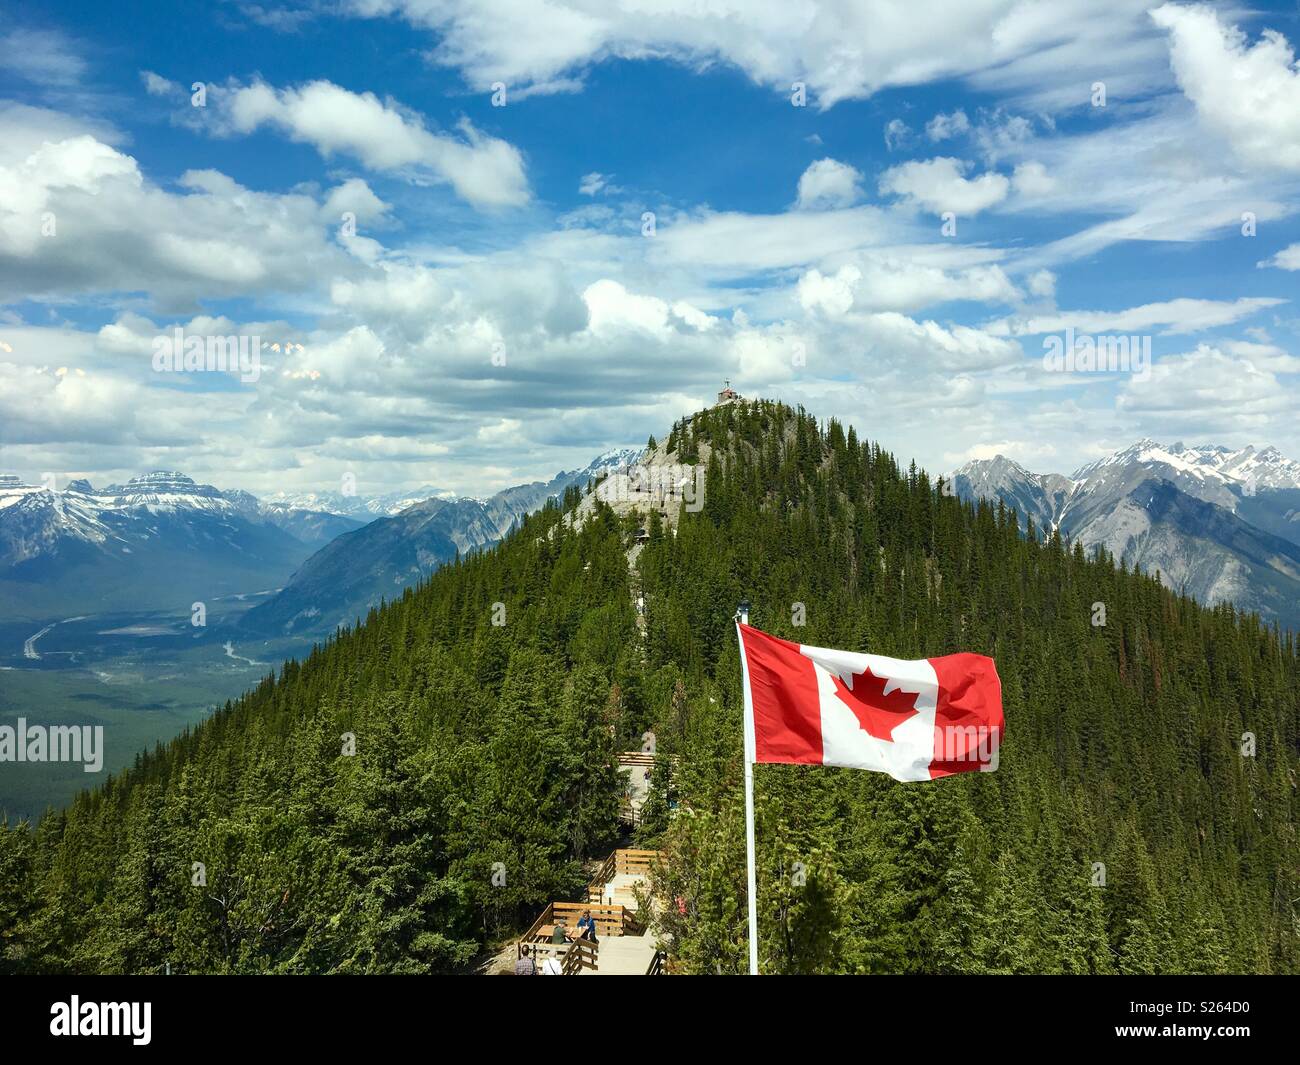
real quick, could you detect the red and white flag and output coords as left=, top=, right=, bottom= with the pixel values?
left=737, top=623, right=1003, bottom=781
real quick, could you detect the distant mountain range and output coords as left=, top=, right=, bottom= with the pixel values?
left=240, top=448, right=643, bottom=635
left=0, top=472, right=352, bottom=620
left=0, top=450, right=642, bottom=626
left=950, top=441, right=1300, bottom=630
left=259, top=484, right=457, bottom=521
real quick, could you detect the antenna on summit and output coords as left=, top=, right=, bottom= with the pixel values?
left=716, top=379, right=741, bottom=406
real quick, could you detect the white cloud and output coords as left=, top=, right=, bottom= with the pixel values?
left=140, top=70, right=179, bottom=96
left=221, top=79, right=530, bottom=209
left=926, top=110, right=970, bottom=141
left=858, top=312, right=1021, bottom=372
left=1258, top=243, right=1300, bottom=271
left=0, top=122, right=358, bottom=306
left=640, top=204, right=912, bottom=274
left=1220, top=340, right=1300, bottom=375
left=968, top=97, right=1300, bottom=266
left=0, top=103, right=123, bottom=165
left=1027, top=269, right=1056, bottom=299
left=323, top=178, right=391, bottom=224
left=0, top=29, right=85, bottom=87
left=1011, top=161, right=1055, bottom=197
left=884, top=118, right=912, bottom=151
left=1117, top=343, right=1297, bottom=430
left=477, top=417, right=524, bottom=443
left=795, top=158, right=864, bottom=210
left=1151, top=4, right=1300, bottom=172
left=583, top=279, right=675, bottom=337
left=579, top=171, right=608, bottom=196
left=879, top=156, right=1010, bottom=215
left=350, top=0, right=1174, bottom=110
left=798, top=257, right=1018, bottom=315
left=987, top=297, right=1285, bottom=337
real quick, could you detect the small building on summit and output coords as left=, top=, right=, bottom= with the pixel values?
left=716, top=380, right=741, bottom=405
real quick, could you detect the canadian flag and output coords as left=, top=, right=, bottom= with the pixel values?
left=737, top=624, right=1003, bottom=781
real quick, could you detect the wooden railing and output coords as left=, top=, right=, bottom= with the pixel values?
left=519, top=901, right=639, bottom=946
left=587, top=853, right=617, bottom=902
left=586, top=849, right=661, bottom=904
left=617, top=751, right=656, bottom=767
left=562, top=938, right=598, bottom=974
left=646, top=949, right=668, bottom=976
left=615, top=849, right=658, bottom=877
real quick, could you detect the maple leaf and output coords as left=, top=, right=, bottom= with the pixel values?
left=831, top=666, right=920, bottom=742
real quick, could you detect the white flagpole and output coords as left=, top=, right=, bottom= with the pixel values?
left=736, top=601, right=759, bottom=975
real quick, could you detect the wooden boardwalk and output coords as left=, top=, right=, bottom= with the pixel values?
left=618, top=751, right=654, bottom=825
left=516, top=848, right=666, bottom=976
left=573, top=931, right=659, bottom=975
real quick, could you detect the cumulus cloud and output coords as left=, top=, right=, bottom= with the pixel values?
left=857, top=312, right=1021, bottom=372
left=1011, top=161, right=1055, bottom=197
left=878, top=156, right=1010, bottom=215
left=1026, top=269, right=1056, bottom=300
left=798, top=258, right=1019, bottom=315
left=926, top=110, right=970, bottom=141
left=795, top=158, right=864, bottom=210
left=1151, top=3, right=1300, bottom=171
left=0, top=128, right=358, bottom=306
left=221, top=79, right=530, bottom=208
left=1118, top=343, right=1297, bottom=431
left=1258, top=243, right=1300, bottom=271
left=323, top=178, right=391, bottom=224
left=884, top=118, right=912, bottom=151
left=140, top=70, right=179, bottom=96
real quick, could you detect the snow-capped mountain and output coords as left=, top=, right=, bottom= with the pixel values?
left=1071, top=440, right=1300, bottom=493
left=1, top=451, right=646, bottom=625
left=259, top=484, right=455, bottom=520
left=950, top=440, right=1300, bottom=630
left=0, top=472, right=341, bottom=620
left=242, top=447, right=644, bottom=635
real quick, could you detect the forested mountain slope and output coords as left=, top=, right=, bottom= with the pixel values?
left=1, top=400, right=1295, bottom=974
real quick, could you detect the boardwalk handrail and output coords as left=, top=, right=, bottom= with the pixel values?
left=518, top=903, right=601, bottom=972
left=519, top=904, right=552, bottom=948
left=551, top=901, right=639, bottom=937
left=587, top=853, right=617, bottom=901
left=562, top=938, right=598, bottom=974
left=587, top=849, right=661, bottom=905
left=519, top=901, right=637, bottom=944
left=615, top=848, right=658, bottom=876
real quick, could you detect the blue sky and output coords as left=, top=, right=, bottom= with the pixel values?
left=1, top=0, right=1299, bottom=498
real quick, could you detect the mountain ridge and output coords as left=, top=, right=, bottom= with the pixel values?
left=3, top=398, right=1293, bottom=975
left=950, top=439, right=1300, bottom=630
